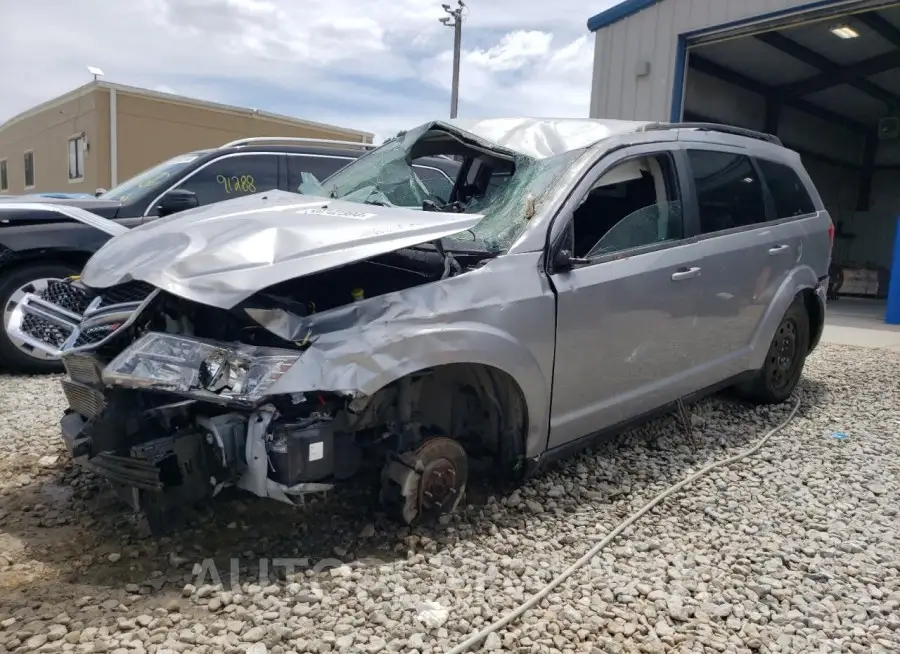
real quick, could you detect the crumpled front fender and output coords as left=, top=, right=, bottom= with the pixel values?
left=246, top=251, right=557, bottom=458
left=265, top=320, right=552, bottom=458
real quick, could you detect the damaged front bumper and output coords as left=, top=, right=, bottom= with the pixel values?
left=57, top=355, right=342, bottom=524
left=59, top=341, right=342, bottom=518
left=11, top=281, right=345, bottom=527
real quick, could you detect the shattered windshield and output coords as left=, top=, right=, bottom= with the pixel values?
left=299, top=136, right=585, bottom=254
left=100, top=152, right=207, bottom=203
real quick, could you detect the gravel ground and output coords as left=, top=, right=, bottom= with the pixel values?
left=0, top=342, right=898, bottom=654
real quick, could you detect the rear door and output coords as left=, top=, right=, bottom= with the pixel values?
left=678, top=147, right=807, bottom=378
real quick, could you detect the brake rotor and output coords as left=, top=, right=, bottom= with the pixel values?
left=415, top=437, right=467, bottom=518
left=380, top=436, right=468, bottom=525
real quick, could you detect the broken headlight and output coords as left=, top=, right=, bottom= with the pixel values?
left=102, top=332, right=301, bottom=403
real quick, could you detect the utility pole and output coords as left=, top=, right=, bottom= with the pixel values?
left=439, top=1, right=465, bottom=119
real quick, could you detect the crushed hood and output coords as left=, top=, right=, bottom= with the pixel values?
left=80, top=190, right=483, bottom=309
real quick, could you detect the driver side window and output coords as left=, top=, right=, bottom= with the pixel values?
left=570, top=153, right=683, bottom=259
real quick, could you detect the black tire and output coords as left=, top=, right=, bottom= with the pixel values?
left=737, top=296, right=810, bottom=405
left=0, top=262, right=80, bottom=374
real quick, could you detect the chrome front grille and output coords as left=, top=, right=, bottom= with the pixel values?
left=61, top=379, right=107, bottom=418
left=72, top=324, right=117, bottom=348
left=8, top=281, right=159, bottom=357
left=21, top=313, right=71, bottom=349
left=41, top=280, right=91, bottom=314
left=98, top=281, right=155, bottom=307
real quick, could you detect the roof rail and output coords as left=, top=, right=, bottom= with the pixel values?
left=637, top=122, right=783, bottom=146
left=219, top=136, right=378, bottom=150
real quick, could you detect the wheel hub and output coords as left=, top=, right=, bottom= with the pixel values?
left=768, top=318, right=798, bottom=386
left=419, top=458, right=458, bottom=511
left=380, top=436, right=468, bottom=525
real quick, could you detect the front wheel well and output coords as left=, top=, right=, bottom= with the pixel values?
left=0, top=249, right=92, bottom=276
left=344, top=363, right=530, bottom=470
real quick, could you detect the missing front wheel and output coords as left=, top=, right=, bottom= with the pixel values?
left=379, top=436, right=468, bottom=525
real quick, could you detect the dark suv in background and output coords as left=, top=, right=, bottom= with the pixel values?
left=0, top=137, right=460, bottom=373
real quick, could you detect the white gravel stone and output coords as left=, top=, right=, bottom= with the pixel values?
left=1, top=344, right=899, bottom=653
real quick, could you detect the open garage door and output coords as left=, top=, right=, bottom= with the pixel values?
left=687, top=0, right=900, bottom=46
left=680, top=2, right=900, bottom=302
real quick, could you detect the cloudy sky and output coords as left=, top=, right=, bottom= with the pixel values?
left=0, top=0, right=618, bottom=142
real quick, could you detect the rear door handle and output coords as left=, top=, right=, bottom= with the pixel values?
left=671, top=267, right=701, bottom=281
left=768, top=244, right=790, bottom=255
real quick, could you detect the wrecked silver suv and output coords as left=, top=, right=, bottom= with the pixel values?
left=7, top=118, right=832, bottom=532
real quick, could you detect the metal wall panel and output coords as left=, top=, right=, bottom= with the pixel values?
left=589, top=0, right=845, bottom=122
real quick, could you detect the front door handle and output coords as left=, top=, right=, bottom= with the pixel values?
left=768, top=244, right=790, bottom=255
left=671, top=267, right=701, bottom=281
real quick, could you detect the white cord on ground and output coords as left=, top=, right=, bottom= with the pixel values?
left=446, top=396, right=803, bottom=654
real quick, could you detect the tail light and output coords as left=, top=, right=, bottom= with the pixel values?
left=828, top=221, right=835, bottom=246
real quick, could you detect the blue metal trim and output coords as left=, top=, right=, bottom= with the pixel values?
left=587, top=0, right=659, bottom=32
left=887, top=216, right=900, bottom=324
left=669, top=35, right=688, bottom=122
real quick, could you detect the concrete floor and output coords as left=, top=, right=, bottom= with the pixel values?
left=821, top=296, right=900, bottom=351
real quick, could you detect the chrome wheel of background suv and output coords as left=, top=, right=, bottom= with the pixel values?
left=3, top=278, right=64, bottom=361
left=0, top=263, right=78, bottom=373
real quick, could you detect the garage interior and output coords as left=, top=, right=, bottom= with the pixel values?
left=681, top=3, right=900, bottom=306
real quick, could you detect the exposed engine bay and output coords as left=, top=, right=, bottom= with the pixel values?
left=33, top=250, right=501, bottom=532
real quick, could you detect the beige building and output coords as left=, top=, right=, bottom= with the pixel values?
left=0, top=81, right=373, bottom=195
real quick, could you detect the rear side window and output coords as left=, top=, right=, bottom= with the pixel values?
left=756, top=159, right=815, bottom=218
left=172, top=154, right=279, bottom=205
left=287, top=155, right=351, bottom=190
left=687, top=150, right=766, bottom=234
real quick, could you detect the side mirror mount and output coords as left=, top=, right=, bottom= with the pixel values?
left=554, top=249, right=590, bottom=271
left=156, top=189, right=199, bottom=217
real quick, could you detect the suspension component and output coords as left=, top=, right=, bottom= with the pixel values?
left=380, top=436, right=468, bottom=525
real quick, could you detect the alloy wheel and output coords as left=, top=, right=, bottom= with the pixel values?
left=2, top=277, right=65, bottom=362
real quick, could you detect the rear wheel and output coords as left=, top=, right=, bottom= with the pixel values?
left=0, top=263, right=79, bottom=374
left=736, top=297, right=810, bottom=405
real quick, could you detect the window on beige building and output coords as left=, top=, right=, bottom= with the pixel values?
left=24, top=151, right=35, bottom=189
left=68, top=134, right=86, bottom=181
left=0, top=159, right=8, bottom=192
